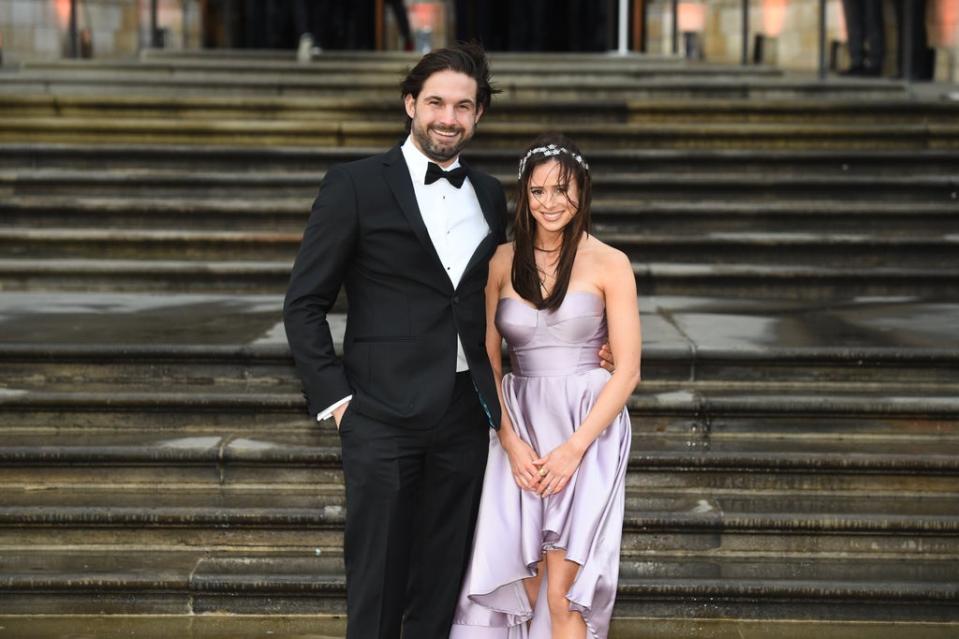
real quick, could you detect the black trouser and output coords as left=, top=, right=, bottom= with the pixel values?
left=338, top=372, right=490, bottom=639
left=898, top=0, right=933, bottom=81
left=842, top=0, right=884, bottom=70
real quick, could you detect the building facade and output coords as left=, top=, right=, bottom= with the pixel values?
left=2, top=0, right=957, bottom=81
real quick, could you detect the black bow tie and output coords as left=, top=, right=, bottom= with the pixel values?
left=425, top=162, right=467, bottom=188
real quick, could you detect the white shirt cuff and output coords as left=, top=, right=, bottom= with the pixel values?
left=317, top=395, right=352, bottom=421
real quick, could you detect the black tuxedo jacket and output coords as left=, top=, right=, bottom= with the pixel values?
left=284, top=144, right=507, bottom=429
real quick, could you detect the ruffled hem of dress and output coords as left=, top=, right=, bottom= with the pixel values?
left=454, top=535, right=605, bottom=638
left=452, top=584, right=601, bottom=639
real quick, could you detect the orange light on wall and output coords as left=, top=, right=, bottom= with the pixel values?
left=409, top=3, right=441, bottom=32
left=54, top=0, right=73, bottom=28
left=836, top=3, right=848, bottom=41
left=762, top=0, right=787, bottom=37
left=678, top=2, right=706, bottom=33
left=931, top=0, right=959, bottom=46
left=408, top=2, right=448, bottom=52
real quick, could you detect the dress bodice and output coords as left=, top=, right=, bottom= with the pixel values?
left=494, top=291, right=606, bottom=377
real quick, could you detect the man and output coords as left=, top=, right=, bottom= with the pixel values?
left=841, top=0, right=884, bottom=76
left=283, top=43, right=506, bottom=639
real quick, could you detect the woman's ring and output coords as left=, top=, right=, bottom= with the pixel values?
left=538, top=467, right=548, bottom=477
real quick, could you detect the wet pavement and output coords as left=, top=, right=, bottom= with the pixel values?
left=0, top=293, right=286, bottom=346
left=1, top=292, right=957, bottom=351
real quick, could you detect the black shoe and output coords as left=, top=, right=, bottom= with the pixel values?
left=860, top=65, right=882, bottom=77
left=839, top=65, right=865, bottom=76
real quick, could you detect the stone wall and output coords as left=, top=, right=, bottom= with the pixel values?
left=643, top=0, right=959, bottom=82
left=644, top=0, right=852, bottom=68
left=2, top=0, right=957, bottom=82
left=1, top=0, right=201, bottom=63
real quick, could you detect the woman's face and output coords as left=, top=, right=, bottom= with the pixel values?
left=527, top=159, right=579, bottom=234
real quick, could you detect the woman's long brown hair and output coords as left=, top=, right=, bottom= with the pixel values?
left=511, top=133, right=592, bottom=311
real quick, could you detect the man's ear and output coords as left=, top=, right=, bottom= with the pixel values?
left=404, top=94, right=416, bottom=120
left=474, top=104, right=485, bottom=124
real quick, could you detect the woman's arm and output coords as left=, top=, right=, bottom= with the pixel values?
left=534, top=249, right=641, bottom=496
left=485, top=246, right=542, bottom=492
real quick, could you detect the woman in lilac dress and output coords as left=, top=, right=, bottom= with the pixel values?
left=450, top=134, right=642, bottom=639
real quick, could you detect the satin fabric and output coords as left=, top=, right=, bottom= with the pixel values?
left=450, top=291, right=631, bottom=639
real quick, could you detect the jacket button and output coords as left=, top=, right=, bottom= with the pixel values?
left=452, top=296, right=460, bottom=305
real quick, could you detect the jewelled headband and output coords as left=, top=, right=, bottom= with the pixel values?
left=517, top=143, right=590, bottom=180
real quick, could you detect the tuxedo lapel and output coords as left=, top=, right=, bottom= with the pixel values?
left=460, top=234, right=496, bottom=288
left=464, top=161, right=500, bottom=234
left=382, top=145, right=450, bottom=283
left=460, top=162, right=501, bottom=283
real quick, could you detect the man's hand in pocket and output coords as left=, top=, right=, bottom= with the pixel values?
left=333, top=402, right=350, bottom=430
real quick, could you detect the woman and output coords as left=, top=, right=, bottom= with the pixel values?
left=451, top=134, right=641, bottom=638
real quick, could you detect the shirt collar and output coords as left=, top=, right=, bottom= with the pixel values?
left=401, top=135, right=462, bottom=186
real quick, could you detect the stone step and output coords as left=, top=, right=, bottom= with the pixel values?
left=1, top=258, right=956, bottom=298
left=1, top=428, right=957, bottom=486
left=1, top=228, right=955, bottom=268
left=18, top=58, right=780, bottom=79
left=0, top=551, right=955, bottom=620
left=3, top=388, right=958, bottom=434
left=1, top=614, right=956, bottom=639
left=5, top=463, right=958, bottom=518
left=0, top=291, right=955, bottom=381
left=0, top=72, right=907, bottom=100
left=5, top=144, right=958, bottom=176
left=2, top=118, right=954, bottom=150
left=2, top=484, right=957, bottom=558
left=0, top=338, right=959, bottom=388
left=3, top=414, right=958, bottom=449
left=3, top=169, right=956, bottom=202
left=1, top=292, right=954, bottom=388
left=3, top=196, right=958, bottom=235
left=613, top=233, right=959, bottom=268
left=139, top=49, right=683, bottom=64
left=593, top=201, right=959, bottom=233
left=5, top=95, right=957, bottom=125
left=0, top=615, right=346, bottom=639
left=7, top=482, right=955, bottom=521
left=7, top=500, right=957, bottom=562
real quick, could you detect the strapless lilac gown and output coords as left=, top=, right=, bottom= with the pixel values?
left=450, top=291, right=631, bottom=639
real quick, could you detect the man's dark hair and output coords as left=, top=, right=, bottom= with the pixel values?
left=400, top=42, right=499, bottom=131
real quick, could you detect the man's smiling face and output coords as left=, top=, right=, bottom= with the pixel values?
left=405, top=69, right=484, bottom=167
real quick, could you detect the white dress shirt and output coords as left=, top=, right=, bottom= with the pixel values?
left=318, top=136, right=490, bottom=421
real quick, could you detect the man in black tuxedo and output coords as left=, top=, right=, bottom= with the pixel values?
left=284, top=44, right=507, bottom=639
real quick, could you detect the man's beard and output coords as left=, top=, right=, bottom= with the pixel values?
left=411, top=122, right=473, bottom=163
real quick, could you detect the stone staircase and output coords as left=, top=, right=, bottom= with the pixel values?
left=1, top=142, right=957, bottom=299
left=0, top=51, right=957, bottom=636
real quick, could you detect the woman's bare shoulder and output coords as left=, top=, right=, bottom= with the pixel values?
left=489, top=241, right=514, bottom=277
left=579, top=236, right=631, bottom=295
left=583, top=235, right=630, bottom=270
left=491, top=241, right=514, bottom=264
